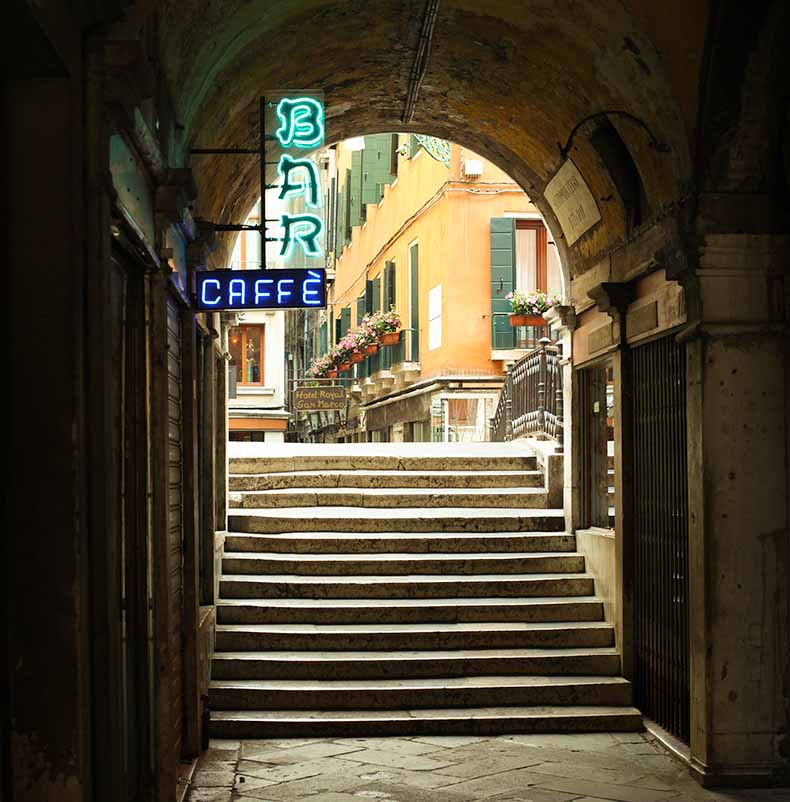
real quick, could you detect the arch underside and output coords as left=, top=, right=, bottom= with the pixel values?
left=158, top=0, right=698, bottom=269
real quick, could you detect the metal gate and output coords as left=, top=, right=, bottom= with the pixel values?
left=166, top=294, right=185, bottom=758
left=632, top=334, right=690, bottom=742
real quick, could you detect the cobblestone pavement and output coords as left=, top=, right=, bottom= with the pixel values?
left=186, top=733, right=789, bottom=802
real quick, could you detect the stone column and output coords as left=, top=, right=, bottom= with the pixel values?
left=545, top=305, right=577, bottom=532
left=682, top=233, right=790, bottom=785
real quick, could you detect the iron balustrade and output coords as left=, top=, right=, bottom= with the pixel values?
left=490, top=337, right=563, bottom=444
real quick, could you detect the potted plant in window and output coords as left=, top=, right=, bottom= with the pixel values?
left=307, top=354, right=334, bottom=380
left=371, top=307, right=402, bottom=346
left=506, top=289, right=562, bottom=327
left=334, top=339, right=353, bottom=372
left=357, top=317, right=379, bottom=355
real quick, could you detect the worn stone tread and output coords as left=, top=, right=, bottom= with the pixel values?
left=209, top=705, right=644, bottom=737
left=210, top=675, right=630, bottom=690
left=223, top=531, right=577, bottom=554
left=221, top=551, right=586, bottom=576
left=210, top=646, right=624, bottom=679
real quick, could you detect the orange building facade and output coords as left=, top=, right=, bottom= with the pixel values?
left=303, top=135, right=564, bottom=442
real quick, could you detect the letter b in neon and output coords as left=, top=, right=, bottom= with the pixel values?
left=275, top=97, right=324, bottom=149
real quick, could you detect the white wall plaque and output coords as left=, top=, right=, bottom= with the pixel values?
left=544, top=159, right=602, bottom=245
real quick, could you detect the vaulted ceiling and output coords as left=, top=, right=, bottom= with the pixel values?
left=155, top=0, right=712, bottom=267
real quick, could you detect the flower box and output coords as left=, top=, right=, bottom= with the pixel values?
left=509, top=313, right=547, bottom=328
left=326, top=369, right=338, bottom=378
left=380, top=331, right=400, bottom=346
left=363, top=343, right=378, bottom=355
left=337, top=362, right=351, bottom=372
left=350, top=352, right=364, bottom=364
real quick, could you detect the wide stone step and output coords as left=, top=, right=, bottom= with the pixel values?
left=221, top=551, right=585, bottom=577
left=211, top=647, right=623, bottom=680
left=229, top=454, right=538, bottom=474
left=233, top=487, right=549, bottom=509
left=216, top=596, right=604, bottom=625
left=228, top=507, right=566, bottom=534
left=219, top=572, right=595, bottom=600
left=229, top=469, right=544, bottom=491
left=209, top=705, right=644, bottom=738
left=214, top=621, right=614, bottom=651
left=208, top=675, right=632, bottom=711
left=224, top=531, right=577, bottom=554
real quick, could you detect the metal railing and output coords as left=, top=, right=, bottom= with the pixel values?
left=490, top=337, right=563, bottom=444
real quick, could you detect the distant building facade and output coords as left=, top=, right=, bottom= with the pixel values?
left=296, top=134, right=564, bottom=442
left=226, top=202, right=290, bottom=442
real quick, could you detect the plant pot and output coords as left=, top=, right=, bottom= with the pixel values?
left=380, top=331, right=400, bottom=346
left=363, top=343, right=378, bottom=355
left=337, top=362, right=351, bottom=372
left=326, top=369, right=338, bottom=379
left=509, top=313, right=547, bottom=327
left=350, top=353, right=364, bottom=364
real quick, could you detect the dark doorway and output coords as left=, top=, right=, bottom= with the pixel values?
left=632, top=334, right=690, bottom=742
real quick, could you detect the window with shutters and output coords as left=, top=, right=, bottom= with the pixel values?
left=514, top=219, right=562, bottom=294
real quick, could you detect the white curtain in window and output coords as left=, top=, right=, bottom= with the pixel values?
left=516, top=228, right=537, bottom=291
left=547, top=241, right=563, bottom=295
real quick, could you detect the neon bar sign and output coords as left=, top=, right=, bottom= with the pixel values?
left=196, top=268, right=326, bottom=311
left=274, top=95, right=325, bottom=260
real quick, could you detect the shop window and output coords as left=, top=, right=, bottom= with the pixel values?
left=579, top=363, right=616, bottom=528
left=229, top=431, right=267, bottom=442
left=446, top=397, right=486, bottom=442
left=228, top=325, right=265, bottom=385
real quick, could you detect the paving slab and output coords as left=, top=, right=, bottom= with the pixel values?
left=188, top=733, right=788, bottom=802
left=336, top=747, right=456, bottom=771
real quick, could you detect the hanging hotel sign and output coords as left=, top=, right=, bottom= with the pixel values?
left=544, top=159, right=602, bottom=245
left=293, top=385, right=347, bottom=411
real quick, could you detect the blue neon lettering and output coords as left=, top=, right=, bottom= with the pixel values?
left=229, top=278, right=245, bottom=306
left=277, top=278, right=294, bottom=304
left=254, top=278, right=274, bottom=304
left=302, top=270, right=322, bottom=305
left=201, top=279, right=222, bottom=306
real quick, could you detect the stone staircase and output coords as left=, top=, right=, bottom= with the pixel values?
left=209, top=445, right=641, bottom=738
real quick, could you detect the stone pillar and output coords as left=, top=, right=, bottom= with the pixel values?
left=683, top=234, right=790, bottom=785
left=545, top=305, right=577, bottom=532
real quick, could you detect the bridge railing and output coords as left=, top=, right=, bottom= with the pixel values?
left=490, top=337, right=563, bottom=445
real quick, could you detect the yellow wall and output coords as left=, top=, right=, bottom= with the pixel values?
left=330, top=140, right=538, bottom=377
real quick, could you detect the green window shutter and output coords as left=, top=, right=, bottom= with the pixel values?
left=371, top=277, right=381, bottom=312
left=365, top=279, right=373, bottom=314
left=334, top=317, right=341, bottom=344
left=369, top=277, right=382, bottom=374
left=381, top=264, right=394, bottom=370
left=335, top=189, right=345, bottom=257
left=409, top=243, right=420, bottom=361
left=384, top=261, right=402, bottom=364
left=357, top=294, right=369, bottom=378
left=341, top=307, right=351, bottom=336
left=490, top=217, right=516, bottom=349
left=356, top=294, right=366, bottom=327
left=410, top=134, right=420, bottom=159
left=319, top=321, right=327, bottom=354
left=389, top=134, right=399, bottom=176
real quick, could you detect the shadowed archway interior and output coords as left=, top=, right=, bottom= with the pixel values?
left=155, top=0, right=701, bottom=269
